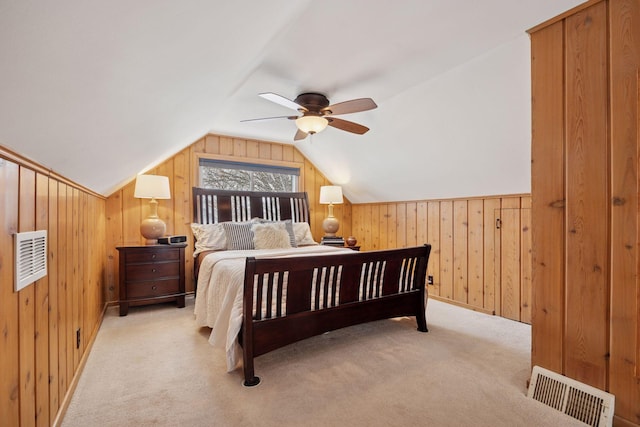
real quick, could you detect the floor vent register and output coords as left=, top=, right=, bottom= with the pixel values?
left=527, top=365, right=615, bottom=427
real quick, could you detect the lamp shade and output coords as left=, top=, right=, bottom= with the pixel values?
left=319, top=185, right=343, bottom=205
left=296, top=115, right=329, bottom=134
left=134, top=175, right=171, bottom=199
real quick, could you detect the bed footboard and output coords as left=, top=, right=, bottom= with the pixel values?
left=241, top=244, right=431, bottom=386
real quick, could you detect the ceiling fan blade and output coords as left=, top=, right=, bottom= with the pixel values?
left=294, top=129, right=308, bottom=141
left=259, top=92, right=306, bottom=112
left=241, top=115, right=297, bottom=122
left=327, top=117, right=370, bottom=135
left=323, top=98, right=377, bottom=116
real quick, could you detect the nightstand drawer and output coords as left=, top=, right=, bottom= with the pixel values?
left=125, top=262, right=179, bottom=280
left=125, top=248, right=179, bottom=264
left=126, top=279, right=180, bottom=299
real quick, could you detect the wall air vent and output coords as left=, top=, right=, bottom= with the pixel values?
left=527, top=365, right=615, bottom=427
left=15, top=230, right=48, bottom=292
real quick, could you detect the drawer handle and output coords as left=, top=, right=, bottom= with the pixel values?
left=151, top=285, right=157, bottom=290
left=151, top=254, right=157, bottom=259
left=151, top=268, right=157, bottom=273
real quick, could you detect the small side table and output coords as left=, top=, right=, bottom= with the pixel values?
left=116, top=244, right=187, bottom=316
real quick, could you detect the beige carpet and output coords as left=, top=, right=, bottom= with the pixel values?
left=61, top=296, right=584, bottom=427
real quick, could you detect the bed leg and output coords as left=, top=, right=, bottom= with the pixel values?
left=243, top=358, right=260, bottom=387
left=242, top=342, right=260, bottom=386
left=243, top=376, right=261, bottom=387
left=417, top=301, right=428, bottom=332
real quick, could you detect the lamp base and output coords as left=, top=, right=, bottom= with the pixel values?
left=322, top=216, right=340, bottom=238
left=140, top=216, right=166, bottom=245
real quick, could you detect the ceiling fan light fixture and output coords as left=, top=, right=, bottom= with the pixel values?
left=295, top=115, right=328, bottom=134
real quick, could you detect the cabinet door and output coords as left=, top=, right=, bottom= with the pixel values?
left=495, top=206, right=531, bottom=324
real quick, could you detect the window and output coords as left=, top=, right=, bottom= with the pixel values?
left=199, top=158, right=299, bottom=192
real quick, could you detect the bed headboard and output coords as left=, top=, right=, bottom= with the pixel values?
left=192, top=188, right=310, bottom=225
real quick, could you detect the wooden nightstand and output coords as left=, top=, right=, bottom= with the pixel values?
left=116, top=244, right=187, bottom=316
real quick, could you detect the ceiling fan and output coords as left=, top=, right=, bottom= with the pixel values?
left=242, top=92, right=377, bottom=141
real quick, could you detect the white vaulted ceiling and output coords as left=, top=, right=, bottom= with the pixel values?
left=0, top=0, right=584, bottom=201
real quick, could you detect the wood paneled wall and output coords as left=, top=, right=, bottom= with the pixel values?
left=530, top=0, right=640, bottom=424
left=0, top=148, right=106, bottom=426
left=352, top=195, right=532, bottom=322
left=105, top=133, right=352, bottom=299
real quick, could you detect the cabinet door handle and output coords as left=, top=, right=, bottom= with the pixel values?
left=151, top=268, right=157, bottom=273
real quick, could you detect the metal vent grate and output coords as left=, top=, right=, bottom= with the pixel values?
left=527, top=365, right=615, bottom=427
left=15, top=230, right=48, bottom=292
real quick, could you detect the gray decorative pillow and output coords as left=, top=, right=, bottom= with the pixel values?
left=222, top=222, right=255, bottom=250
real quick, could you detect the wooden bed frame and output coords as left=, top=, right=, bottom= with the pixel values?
left=193, top=187, right=310, bottom=225
left=192, top=188, right=431, bottom=386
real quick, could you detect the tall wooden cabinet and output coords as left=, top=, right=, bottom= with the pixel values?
left=529, top=0, right=640, bottom=424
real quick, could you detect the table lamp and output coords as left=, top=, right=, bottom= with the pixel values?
left=319, top=185, right=343, bottom=238
left=134, top=174, right=171, bottom=244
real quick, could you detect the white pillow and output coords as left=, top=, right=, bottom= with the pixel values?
left=251, top=222, right=292, bottom=250
left=191, top=223, right=226, bottom=257
left=292, top=222, right=317, bottom=246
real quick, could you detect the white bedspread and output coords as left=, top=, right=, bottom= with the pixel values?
left=194, top=245, right=353, bottom=371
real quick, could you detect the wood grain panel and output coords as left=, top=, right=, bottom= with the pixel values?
left=427, top=202, right=441, bottom=296
left=47, top=179, right=59, bottom=420
left=439, top=201, right=454, bottom=300
left=57, top=183, right=68, bottom=400
left=366, top=205, right=378, bottom=250
left=173, top=148, right=193, bottom=291
left=467, top=199, right=484, bottom=308
left=386, top=204, right=397, bottom=248
left=204, top=134, right=219, bottom=154
left=530, top=18, right=566, bottom=374
left=71, top=188, right=80, bottom=371
left=220, top=136, right=234, bottom=156
left=35, top=174, right=49, bottom=426
left=520, top=203, right=532, bottom=324
left=406, top=202, right=417, bottom=247
left=0, top=159, right=20, bottom=425
left=396, top=203, right=407, bottom=248
left=564, top=2, right=609, bottom=390
left=65, top=186, right=74, bottom=393
left=105, top=190, right=122, bottom=302
left=453, top=200, right=468, bottom=304
left=378, top=205, right=389, bottom=253
left=154, top=161, right=175, bottom=237
left=234, top=138, right=248, bottom=158
left=18, top=166, right=36, bottom=425
left=416, top=202, right=428, bottom=246
left=609, top=0, right=640, bottom=421
left=483, top=198, right=500, bottom=314
left=500, top=206, right=521, bottom=321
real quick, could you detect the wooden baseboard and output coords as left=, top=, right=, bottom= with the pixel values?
left=428, top=294, right=496, bottom=316
left=613, top=415, right=640, bottom=427
left=52, top=302, right=113, bottom=427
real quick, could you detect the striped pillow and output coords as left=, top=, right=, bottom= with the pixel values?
left=222, top=222, right=255, bottom=250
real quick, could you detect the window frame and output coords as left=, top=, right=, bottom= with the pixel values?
left=194, top=153, right=304, bottom=193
